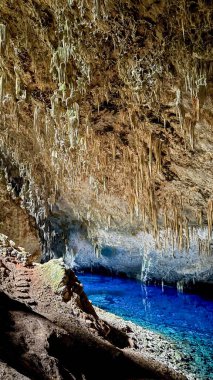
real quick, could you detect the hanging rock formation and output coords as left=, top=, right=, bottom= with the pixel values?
left=0, top=0, right=213, bottom=282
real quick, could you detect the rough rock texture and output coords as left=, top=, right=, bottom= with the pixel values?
left=0, top=164, right=40, bottom=259
left=71, top=234, right=213, bottom=285
left=0, top=1, right=213, bottom=281
left=62, top=223, right=213, bottom=284
left=0, top=235, right=187, bottom=380
left=95, top=308, right=206, bottom=380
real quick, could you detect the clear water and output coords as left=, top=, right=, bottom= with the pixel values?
left=78, top=273, right=213, bottom=380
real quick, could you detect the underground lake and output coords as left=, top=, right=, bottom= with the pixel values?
left=78, top=273, right=213, bottom=380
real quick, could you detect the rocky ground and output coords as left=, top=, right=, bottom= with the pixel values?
left=96, top=309, right=200, bottom=380
left=0, top=233, right=188, bottom=380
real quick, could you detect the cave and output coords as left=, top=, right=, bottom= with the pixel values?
left=0, top=1, right=212, bottom=379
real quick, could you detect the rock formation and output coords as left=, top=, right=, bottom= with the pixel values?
left=0, top=234, right=187, bottom=379
left=0, top=1, right=213, bottom=281
left=0, top=2, right=212, bottom=376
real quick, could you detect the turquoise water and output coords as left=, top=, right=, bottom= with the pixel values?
left=78, top=273, right=213, bottom=380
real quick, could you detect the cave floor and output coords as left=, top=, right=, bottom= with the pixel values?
left=0, top=237, right=187, bottom=380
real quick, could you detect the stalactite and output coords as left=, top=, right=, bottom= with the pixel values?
left=188, top=120, right=195, bottom=150
left=148, top=134, right=152, bottom=175
left=207, top=199, right=213, bottom=241
left=107, top=214, right=111, bottom=228
left=194, top=97, right=200, bottom=122
left=177, top=280, right=184, bottom=293
left=0, top=74, right=4, bottom=102
left=34, top=106, right=39, bottom=132
left=175, top=88, right=183, bottom=129
left=111, top=138, right=116, bottom=161
left=184, top=217, right=190, bottom=252
left=94, top=243, right=101, bottom=258
left=154, top=140, right=162, bottom=174
left=196, top=209, right=203, bottom=227
left=0, top=0, right=211, bottom=264
left=178, top=219, right=183, bottom=251
left=0, top=24, right=6, bottom=54
left=15, top=70, right=21, bottom=99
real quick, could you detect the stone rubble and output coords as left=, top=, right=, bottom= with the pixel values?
left=0, top=233, right=188, bottom=380
left=95, top=307, right=204, bottom=380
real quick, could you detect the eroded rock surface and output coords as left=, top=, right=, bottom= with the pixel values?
left=0, top=234, right=187, bottom=380
left=0, top=165, right=40, bottom=259
left=67, top=227, right=213, bottom=284
left=0, top=1, right=212, bottom=282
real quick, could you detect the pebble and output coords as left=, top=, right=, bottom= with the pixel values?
left=95, top=307, right=201, bottom=380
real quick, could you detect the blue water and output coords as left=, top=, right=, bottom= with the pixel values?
left=78, top=273, right=213, bottom=380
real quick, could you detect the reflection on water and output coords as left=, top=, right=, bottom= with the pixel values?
left=78, top=273, right=213, bottom=380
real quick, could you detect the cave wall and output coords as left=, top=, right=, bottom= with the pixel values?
left=62, top=223, right=213, bottom=284
left=0, top=162, right=40, bottom=257
left=41, top=203, right=213, bottom=284
left=0, top=0, right=213, bottom=278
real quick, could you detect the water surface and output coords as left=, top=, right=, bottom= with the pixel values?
left=78, top=273, right=213, bottom=380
